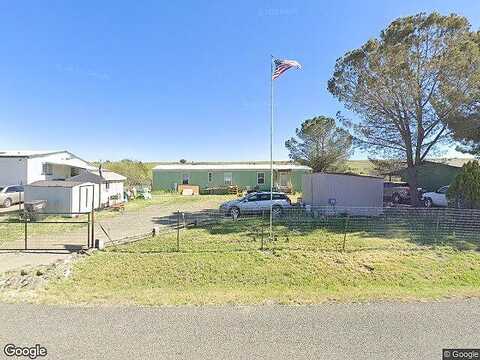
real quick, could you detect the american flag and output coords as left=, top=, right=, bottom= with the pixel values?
left=272, top=59, right=302, bottom=80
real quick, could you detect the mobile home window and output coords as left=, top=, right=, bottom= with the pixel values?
left=257, top=172, right=265, bottom=185
left=224, top=172, right=232, bottom=185
left=42, top=163, right=53, bottom=175
left=208, top=172, right=213, bottom=182
left=182, top=174, right=190, bottom=185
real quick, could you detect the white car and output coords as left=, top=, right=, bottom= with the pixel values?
left=0, top=185, right=24, bottom=208
left=422, top=186, right=449, bottom=208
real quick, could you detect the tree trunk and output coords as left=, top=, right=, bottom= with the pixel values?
left=406, top=166, right=421, bottom=207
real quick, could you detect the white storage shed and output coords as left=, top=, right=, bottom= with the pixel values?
left=24, top=180, right=96, bottom=215
left=68, top=170, right=125, bottom=208
left=302, top=173, right=384, bottom=216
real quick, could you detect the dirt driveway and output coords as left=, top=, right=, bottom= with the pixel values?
left=94, top=196, right=227, bottom=242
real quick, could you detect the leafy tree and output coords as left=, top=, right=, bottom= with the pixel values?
left=328, top=12, right=480, bottom=204
left=102, top=159, right=151, bottom=187
left=448, top=160, right=480, bottom=208
left=179, top=159, right=187, bottom=164
left=285, top=116, right=353, bottom=172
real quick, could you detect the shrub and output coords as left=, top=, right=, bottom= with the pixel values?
left=448, top=160, right=480, bottom=208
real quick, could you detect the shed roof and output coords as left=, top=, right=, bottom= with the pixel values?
left=68, top=170, right=126, bottom=183
left=28, top=180, right=92, bottom=188
left=319, top=172, right=383, bottom=180
left=90, top=169, right=127, bottom=181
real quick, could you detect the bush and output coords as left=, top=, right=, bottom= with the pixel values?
left=448, top=160, right=480, bottom=209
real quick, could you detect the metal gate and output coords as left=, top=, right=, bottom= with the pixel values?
left=0, top=211, right=95, bottom=251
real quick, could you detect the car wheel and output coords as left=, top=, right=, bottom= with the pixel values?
left=230, top=207, right=240, bottom=218
left=424, top=198, right=433, bottom=208
left=3, top=198, right=12, bottom=208
left=272, top=205, right=283, bottom=217
left=392, top=193, right=401, bottom=204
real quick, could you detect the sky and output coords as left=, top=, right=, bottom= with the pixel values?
left=0, top=0, right=479, bottom=162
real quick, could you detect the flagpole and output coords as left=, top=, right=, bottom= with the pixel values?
left=270, top=55, right=274, bottom=241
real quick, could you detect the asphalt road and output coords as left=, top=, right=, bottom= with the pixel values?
left=0, top=300, right=479, bottom=360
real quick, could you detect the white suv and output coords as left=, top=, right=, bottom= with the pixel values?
left=422, top=186, right=449, bottom=208
left=220, top=192, right=292, bottom=217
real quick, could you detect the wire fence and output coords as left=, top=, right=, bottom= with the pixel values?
left=106, top=206, right=480, bottom=254
left=0, top=211, right=92, bottom=250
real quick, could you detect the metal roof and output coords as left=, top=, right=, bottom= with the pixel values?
left=46, top=158, right=96, bottom=170
left=0, top=150, right=66, bottom=158
left=153, top=163, right=311, bottom=171
left=28, top=180, right=93, bottom=188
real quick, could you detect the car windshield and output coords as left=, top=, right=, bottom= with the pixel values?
left=0, top=187, right=3, bottom=191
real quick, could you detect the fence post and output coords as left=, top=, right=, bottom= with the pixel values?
left=342, top=215, right=349, bottom=252
left=90, top=210, right=95, bottom=248
left=24, top=211, right=28, bottom=250
left=176, top=211, right=180, bottom=252
left=260, top=222, right=265, bottom=250
left=87, top=212, right=91, bottom=248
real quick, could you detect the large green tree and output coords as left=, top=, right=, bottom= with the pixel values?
left=328, top=12, right=480, bottom=204
left=285, top=116, right=353, bottom=172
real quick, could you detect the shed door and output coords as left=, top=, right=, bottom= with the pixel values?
left=79, top=185, right=94, bottom=213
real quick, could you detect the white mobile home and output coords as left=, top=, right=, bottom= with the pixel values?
left=302, top=173, right=384, bottom=216
left=24, top=181, right=96, bottom=215
left=0, top=150, right=95, bottom=187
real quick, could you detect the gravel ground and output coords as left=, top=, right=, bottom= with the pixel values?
left=0, top=300, right=479, bottom=359
left=0, top=250, right=73, bottom=274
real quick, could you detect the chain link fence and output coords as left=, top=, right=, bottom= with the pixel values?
left=106, top=206, right=480, bottom=254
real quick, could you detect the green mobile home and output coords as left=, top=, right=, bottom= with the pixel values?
left=152, top=162, right=311, bottom=193
left=388, top=160, right=464, bottom=192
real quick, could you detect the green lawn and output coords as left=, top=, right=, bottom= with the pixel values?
left=40, top=218, right=480, bottom=305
